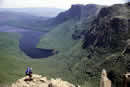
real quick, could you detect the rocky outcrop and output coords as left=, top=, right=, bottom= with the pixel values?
left=11, top=74, right=77, bottom=87
left=100, top=69, right=111, bottom=87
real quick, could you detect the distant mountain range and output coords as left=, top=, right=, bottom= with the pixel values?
left=0, top=11, right=51, bottom=31
left=0, top=7, right=65, bottom=17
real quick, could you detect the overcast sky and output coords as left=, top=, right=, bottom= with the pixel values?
left=0, top=0, right=128, bottom=9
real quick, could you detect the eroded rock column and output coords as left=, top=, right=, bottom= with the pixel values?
left=100, top=69, right=111, bottom=87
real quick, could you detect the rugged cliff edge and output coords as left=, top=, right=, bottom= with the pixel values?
left=11, top=74, right=77, bottom=87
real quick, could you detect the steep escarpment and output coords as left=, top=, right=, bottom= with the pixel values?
left=70, top=3, right=130, bottom=87
left=72, top=3, right=130, bottom=49
left=82, top=3, right=129, bottom=49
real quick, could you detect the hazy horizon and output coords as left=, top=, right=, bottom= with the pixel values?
left=0, top=0, right=128, bottom=9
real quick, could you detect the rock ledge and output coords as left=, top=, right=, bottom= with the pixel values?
left=11, top=74, right=76, bottom=87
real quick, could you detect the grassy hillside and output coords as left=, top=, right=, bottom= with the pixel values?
left=0, top=32, right=71, bottom=86
left=0, top=32, right=27, bottom=84
left=38, top=19, right=93, bottom=86
left=38, top=20, right=78, bottom=51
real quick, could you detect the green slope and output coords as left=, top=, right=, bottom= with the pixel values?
left=38, top=19, right=91, bottom=86
left=0, top=32, right=27, bottom=83
left=38, top=20, right=78, bottom=51
left=0, top=32, right=70, bottom=85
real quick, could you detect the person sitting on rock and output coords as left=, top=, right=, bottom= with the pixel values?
left=25, top=67, right=32, bottom=81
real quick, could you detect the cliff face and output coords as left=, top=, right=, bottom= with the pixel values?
left=82, top=3, right=130, bottom=49
left=69, top=3, right=130, bottom=87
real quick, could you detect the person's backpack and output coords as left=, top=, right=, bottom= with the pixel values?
left=26, top=67, right=30, bottom=75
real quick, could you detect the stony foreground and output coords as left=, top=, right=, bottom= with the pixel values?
left=11, top=74, right=77, bottom=87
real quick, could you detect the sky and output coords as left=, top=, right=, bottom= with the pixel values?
left=0, top=0, right=128, bottom=9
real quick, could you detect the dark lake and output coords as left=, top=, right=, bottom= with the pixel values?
left=0, top=26, right=56, bottom=59
left=19, top=31, right=56, bottom=59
